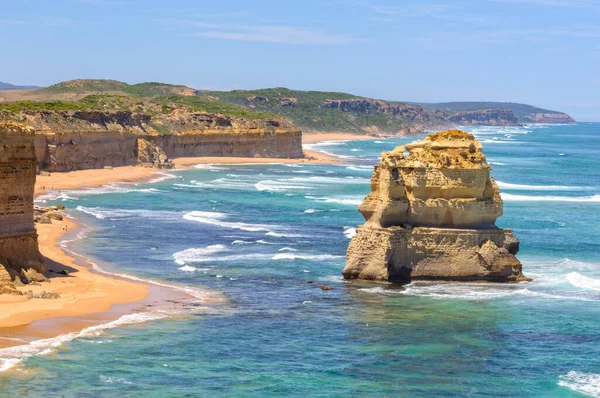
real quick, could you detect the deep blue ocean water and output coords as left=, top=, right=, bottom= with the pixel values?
left=1, top=123, right=599, bottom=397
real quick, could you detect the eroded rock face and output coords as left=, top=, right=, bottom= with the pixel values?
left=343, top=130, right=528, bottom=283
left=137, top=138, right=174, bottom=169
left=19, top=110, right=303, bottom=172
left=0, top=121, right=45, bottom=293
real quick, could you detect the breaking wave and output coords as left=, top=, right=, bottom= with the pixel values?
left=183, top=211, right=279, bottom=232
left=359, top=282, right=597, bottom=302
left=0, top=310, right=172, bottom=373
left=76, top=206, right=180, bottom=220
left=173, top=244, right=228, bottom=265
left=501, top=193, right=600, bottom=202
left=305, top=195, right=363, bottom=206
left=558, top=371, right=600, bottom=397
left=566, top=272, right=600, bottom=292
left=496, top=181, right=593, bottom=191
left=272, top=253, right=343, bottom=261
left=343, top=227, right=357, bottom=239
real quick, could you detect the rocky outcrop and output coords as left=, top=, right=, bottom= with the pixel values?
left=343, top=130, right=528, bottom=283
left=0, top=121, right=45, bottom=294
left=524, top=113, right=576, bottom=124
left=137, top=138, right=173, bottom=169
left=323, top=99, right=521, bottom=133
left=15, top=110, right=303, bottom=172
left=323, top=99, right=446, bottom=133
left=446, top=109, right=519, bottom=126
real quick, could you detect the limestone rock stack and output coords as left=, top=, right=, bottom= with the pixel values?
left=343, top=130, right=528, bottom=283
left=0, top=121, right=45, bottom=294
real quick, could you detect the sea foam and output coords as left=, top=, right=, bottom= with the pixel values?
left=496, top=181, right=592, bottom=191
left=501, top=193, right=600, bottom=203
left=0, top=310, right=171, bottom=373
left=343, top=227, right=357, bottom=239
left=558, top=371, right=600, bottom=397
left=183, top=211, right=277, bottom=232
left=173, top=244, right=228, bottom=265
left=305, top=195, right=363, bottom=206
left=272, top=253, right=343, bottom=261
left=566, top=272, right=600, bottom=292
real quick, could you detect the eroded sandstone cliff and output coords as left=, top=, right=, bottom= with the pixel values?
left=15, top=110, right=302, bottom=171
left=343, top=130, right=528, bottom=283
left=0, top=121, right=45, bottom=295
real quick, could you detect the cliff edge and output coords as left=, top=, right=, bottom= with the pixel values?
left=343, top=130, right=529, bottom=283
left=0, top=121, right=45, bottom=295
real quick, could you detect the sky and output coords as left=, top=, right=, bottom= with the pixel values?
left=1, top=0, right=599, bottom=120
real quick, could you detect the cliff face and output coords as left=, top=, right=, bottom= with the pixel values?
left=343, top=130, right=528, bottom=283
left=323, top=99, right=520, bottom=133
left=17, top=110, right=302, bottom=172
left=0, top=121, right=45, bottom=294
left=446, top=109, right=519, bottom=126
left=525, top=113, right=576, bottom=124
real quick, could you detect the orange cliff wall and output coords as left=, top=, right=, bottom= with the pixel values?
left=0, top=122, right=45, bottom=274
left=21, top=110, right=303, bottom=172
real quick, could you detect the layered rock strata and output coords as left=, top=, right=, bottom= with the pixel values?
left=0, top=121, right=45, bottom=294
left=16, top=110, right=302, bottom=172
left=343, top=130, right=528, bottom=283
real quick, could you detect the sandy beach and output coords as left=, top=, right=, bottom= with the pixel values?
left=301, top=132, right=382, bottom=144
left=0, top=217, right=150, bottom=346
left=1, top=132, right=370, bottom=348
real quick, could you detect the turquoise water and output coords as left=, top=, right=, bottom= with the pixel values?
left=1, top=123, right=599, bottom=397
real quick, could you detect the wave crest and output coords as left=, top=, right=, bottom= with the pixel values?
left=566, top=272, right=600, bottom=292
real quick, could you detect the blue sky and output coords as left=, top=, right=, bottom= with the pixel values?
left=1, top=0, right=599, bottom=120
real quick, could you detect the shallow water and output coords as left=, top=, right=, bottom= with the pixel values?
left=1, top=123, right=600, bottom=397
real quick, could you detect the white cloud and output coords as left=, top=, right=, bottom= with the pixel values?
left=158, top=19, right=356, bottom=45
left=193, top=25, right=354, bottom=45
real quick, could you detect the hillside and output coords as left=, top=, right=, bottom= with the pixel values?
left=196, top=88, right=522, bottom=133
left=0, top=94, right=279, bottom=122
left=0, top=92, right=301, bottom=172
left=0, top=81, right=40, bottom=90
left=415, top=101, right=576, bottom=124
left=0, top=79, right=577, bottom=134
left=197, top=87, right=435, bottom=134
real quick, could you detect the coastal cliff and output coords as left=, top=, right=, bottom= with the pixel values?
left=0, top=121, right=45, bottom=295
left=13, top=109, right=302, bottom=172
left=323, top=99, right=519, bottom=128
left=198, top=88, right=543, bottom=135
left=343, top=130, right=528, bottom=283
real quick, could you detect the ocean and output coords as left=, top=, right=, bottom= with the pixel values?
left=1, top=123, right=599, bottom=397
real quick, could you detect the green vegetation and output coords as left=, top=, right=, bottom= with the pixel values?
left=196, top=87, right=405, bottom=132
left=123, top=82, right=192, bottom=97
left=414, top=101, right=567, bottom=123
left=0, top=93, right=279, bottom=122
left=6, top=79, right=574, bottom=129
left=155, top=95, right=278, bottom=120
left=0, top=100, right=86, bottom=112
left=41, top=79, right=128, bottom=94
left=37, top=79, right=195, bottom=98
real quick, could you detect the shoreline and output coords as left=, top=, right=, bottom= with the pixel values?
left=0, top=217, right=149, bottom=347
left=0, top=132, right=370, bottom=354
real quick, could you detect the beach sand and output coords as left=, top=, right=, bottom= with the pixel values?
left=0, top=132, right=372, bottom=348
left=0, top=217, right=150, bottom=346
left=34, top=149, right=339, bottom=196
left=301, top=132, right=383, bottom=144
